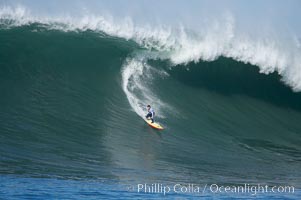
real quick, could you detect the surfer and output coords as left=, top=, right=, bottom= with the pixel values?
left=145, top=105, right=155, bottom=123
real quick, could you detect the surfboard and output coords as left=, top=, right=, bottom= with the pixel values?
left=145, top=118, right=164, bottom=130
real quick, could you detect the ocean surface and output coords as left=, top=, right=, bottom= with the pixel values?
left=1, top=4, right=301, bottom=199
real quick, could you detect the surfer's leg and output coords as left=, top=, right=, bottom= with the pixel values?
left=146, top=113, right=151, bottom=119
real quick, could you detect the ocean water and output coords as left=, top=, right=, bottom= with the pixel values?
left=1, top=2, right=301, bottom=199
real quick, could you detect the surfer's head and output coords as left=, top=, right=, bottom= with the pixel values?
left=147, top=105, right=151, bottom=108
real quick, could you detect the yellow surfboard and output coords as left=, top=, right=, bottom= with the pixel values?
left=145, top=118, right=164, bottom=130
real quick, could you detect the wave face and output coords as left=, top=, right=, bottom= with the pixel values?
left=1, top=4, right=301, bottom=92
left=1, top=2, right=301, bottom=199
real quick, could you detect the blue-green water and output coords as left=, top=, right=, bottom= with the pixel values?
left=0, top=23, right=301, bottom=199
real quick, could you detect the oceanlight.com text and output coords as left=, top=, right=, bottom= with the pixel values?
left=128, top=183, right=295, bottom=196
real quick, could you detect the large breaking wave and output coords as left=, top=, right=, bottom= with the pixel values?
left=1, top=4, right=301, bottom=118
